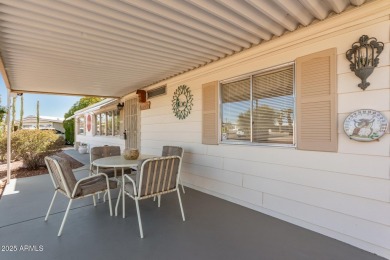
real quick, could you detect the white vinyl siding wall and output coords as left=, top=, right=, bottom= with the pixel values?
left=133, top=10, right=390, bottom=259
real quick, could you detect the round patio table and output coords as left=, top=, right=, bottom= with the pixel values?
left=92, top=154, right=156, bottom=217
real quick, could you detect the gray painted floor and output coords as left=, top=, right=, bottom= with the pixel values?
left=0, top=146, right=385, bottom=260
left=0, top=170, right=385, bottom=260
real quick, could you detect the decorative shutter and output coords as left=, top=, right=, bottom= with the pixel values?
left=202, top=81, right=219, bottom=145
left=296, top=48, right=337, bottom=152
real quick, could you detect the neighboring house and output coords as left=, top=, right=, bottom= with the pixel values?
left=69, top=3, right=388, bottom=258
left=15, top=115, right=65, bottom=133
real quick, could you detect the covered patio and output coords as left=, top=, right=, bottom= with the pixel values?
left=0, top=0, right=389, bottom=259
left=0, top=154, right=383, bottom=260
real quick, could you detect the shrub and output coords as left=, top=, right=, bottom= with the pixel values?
left=0, top=134, right=18, bottom=162
left=0, top=105, right=6, bottom=124
left=1, top=130, right=64, bottom=170
left=0, top=135, right=6, bottom=161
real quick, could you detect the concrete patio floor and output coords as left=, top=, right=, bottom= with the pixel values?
left=0, top=163, right=385, bottom=260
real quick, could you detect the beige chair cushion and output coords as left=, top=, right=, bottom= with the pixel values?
left=77, top=176, right=117, bottom=198
left=90, top=146, right=123, bottom=177
left=48, top=155, right=81, bottom=196
left=90, top=146, right=121, bottom=160
left=90, top=145, right=125, bottom=178
left=162, top=146, right=183, bottom=157
left=46, top=155, right=117, bottom=198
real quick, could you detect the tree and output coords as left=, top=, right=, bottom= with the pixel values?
left=36, top=100, right=40, bottom=129
left=0, top=95, right=7, bottom=137
left=0, top=94, right=6, bottom=124
left=11, top=96, right=16, bottom=132
left=19, top=95, right=24, bottom=129
left=0, top=105, right=6, bottom=124
left=63, top=97, right=102, bottom=144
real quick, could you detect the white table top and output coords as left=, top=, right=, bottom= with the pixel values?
left=92, top=154, right=156, bottom=168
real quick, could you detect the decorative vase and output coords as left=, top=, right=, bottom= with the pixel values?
left=123, top=148, right=139, bottom=160
left=78, top=146, right=88, bottom=154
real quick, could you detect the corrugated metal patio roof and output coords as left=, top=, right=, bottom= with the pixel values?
left=0, top=0, right=370, bottom=97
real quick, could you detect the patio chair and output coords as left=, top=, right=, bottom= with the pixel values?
left=120, top=156, right=185, bottom=238
left=90, top=146, right=122, bottom=178
left=162, top=146, right=185, bottom=193
left=90, top=146, right=134, bottom=201
left=44, top=155, right=117, bottom=236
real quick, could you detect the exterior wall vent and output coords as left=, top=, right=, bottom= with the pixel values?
left=147, top=85, right=166, bottom=99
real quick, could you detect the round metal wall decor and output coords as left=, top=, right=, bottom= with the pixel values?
left=172, top=85, right=193, bottom=120
left=343, top=109, right=388, bottom=142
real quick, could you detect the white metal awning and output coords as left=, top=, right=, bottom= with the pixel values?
left=0, top=0, right=370, bottom=98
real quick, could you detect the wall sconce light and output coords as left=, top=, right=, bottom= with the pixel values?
left=117, top=102, right=124, bottom=111
left=346, top=35, right=384, bottom=90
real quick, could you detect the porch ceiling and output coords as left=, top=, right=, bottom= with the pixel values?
left=0, top=0, right=367, bottom=97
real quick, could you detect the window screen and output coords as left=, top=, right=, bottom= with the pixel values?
left=252, top=66, right=294, bottom=144
left=221, top=78, right=251, bottom=142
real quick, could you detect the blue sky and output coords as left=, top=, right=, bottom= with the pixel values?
left=0, top=76, right=81, bottom=119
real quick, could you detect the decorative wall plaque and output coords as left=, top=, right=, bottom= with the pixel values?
left=172, top=85, right=193, bottom=120
left=343, top=109, right=388, bottom=142
left=87, top=114, right=92, bottom=132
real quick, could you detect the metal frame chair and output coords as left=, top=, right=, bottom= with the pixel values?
left=90, top=146, right=121, bottom=177
left=44, top=155, right=116, bottom=236
left=118, top=156, right=185, bottom=238
left=162, top=146, right=185, bottom=193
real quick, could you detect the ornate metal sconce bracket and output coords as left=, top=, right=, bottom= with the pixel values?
left=346, top=35, right=384, bottom=90
left=117, top=102, right=124, bottom=111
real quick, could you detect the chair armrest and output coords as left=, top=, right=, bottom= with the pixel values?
left=72, top=173, right=109, bottom=198
left=123, top=174, right=137, bottom=196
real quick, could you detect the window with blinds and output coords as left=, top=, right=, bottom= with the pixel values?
left=94, top=110, right=120, bottom=136
left=220, top=64, right=294, bottom=145
left=107, top=111, right=113, bottom=135
left=95, top=114, right=100, bottom=135
left=221, top=78, right=251, bottom=142
left=100, top=113, right=106, bottom=135
left=77, top=116, right=85, bottom=135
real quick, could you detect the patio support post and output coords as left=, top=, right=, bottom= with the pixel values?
left=6, top=90, right=13, bottom=184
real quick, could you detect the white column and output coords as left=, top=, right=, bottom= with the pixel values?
left=6, top=90, right=12, bottom=184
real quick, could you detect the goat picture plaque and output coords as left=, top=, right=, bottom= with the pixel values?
left=343, top=109, right=388, bottom=142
